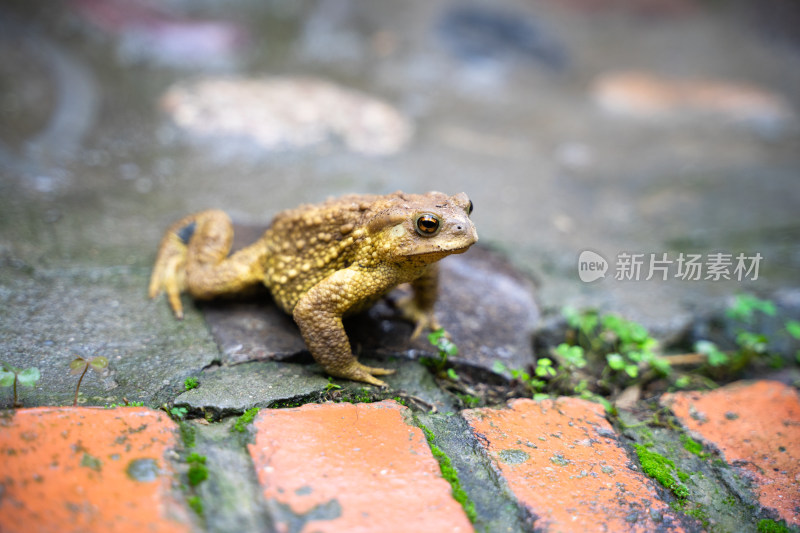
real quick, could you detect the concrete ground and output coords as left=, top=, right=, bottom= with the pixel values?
left=1, top=0, right=799, bottom=531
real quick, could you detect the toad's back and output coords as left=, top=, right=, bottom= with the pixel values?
left=259, top=194, right=385, bottom=313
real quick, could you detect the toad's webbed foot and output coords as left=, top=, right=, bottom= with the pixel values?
left=395, top=293, right=443, bottom=340
left=329, top=361, right=395, bottom=388
left=148, top=215, right=198, bottom=319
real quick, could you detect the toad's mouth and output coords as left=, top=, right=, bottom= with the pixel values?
left=407, top=244, right=474, bottom=258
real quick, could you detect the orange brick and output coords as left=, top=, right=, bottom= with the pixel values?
left=248, top=400, right=473, bottom=533
left=0, top=407, right=192, bottom=533
left=663, top=380, right=800, bottom=526
left=463, top=398, right=683, bottom=532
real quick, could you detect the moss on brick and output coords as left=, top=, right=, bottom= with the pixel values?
left=417, top=421, right=477, bottom=523
left=633, top=444, right=689, bottom=500
left=232, top=407, right=260, bottom=433
left=757, top=518, right=795, bottom=533
left=680, top=433, right=707, bottom=458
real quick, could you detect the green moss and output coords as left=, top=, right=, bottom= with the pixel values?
left=184, top=377, right=199, bottom=391
left=757, top=519, right=793, bottom=533
left=350, top=388, right=373, bottom=403
left=681, top=434, right=706, bottom=458
left=633, top=444, right=689, bottom=499
left=186, top=453, right=208, bottom=487
left=105, top=401, right=145, bottom=408
left=187, top=495, right=204, bottom=515
left=269, top=401, right=301, bottom=409
left=232, top=407, right=260, bottom=433
left=456, top=393, right=480, bottom=408
left=186, top=452, right=206, bottom=464
left=80, top=452, right=103, bottom=471
left=685, top=506, right=710, bottom=529
left=417, top=422, right=477, bottom=523
left=187, top=463, right=208, bottom=486
left=179, top=421, right=196, bottom=448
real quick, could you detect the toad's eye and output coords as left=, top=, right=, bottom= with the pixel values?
left=467, top=199, right=473, bottom=215
left=415, top=213, right=441, bottom=236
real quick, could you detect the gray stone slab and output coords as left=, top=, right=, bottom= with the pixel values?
left=174, top=361, right=330, bottom=416
left=191, top=419, right=276, bottom=533
left=416, top=412, right=530, bottom=533
left=0, top=264, right=218, bottom=408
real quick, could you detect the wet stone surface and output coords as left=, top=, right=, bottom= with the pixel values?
left=191, top=419, right=274, bottom=533
left=202, top=233, right=540, bottom=375
left=173, top=361, right=330, bottom=418
left=416, top=412, right=529, bottom=533
left=0, top=265, right=219, bottom=409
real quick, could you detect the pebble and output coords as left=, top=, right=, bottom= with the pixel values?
left=161, top=76, right=413, bottom=156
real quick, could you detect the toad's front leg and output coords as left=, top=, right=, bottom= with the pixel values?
left=396, top=263, right=443, bottom=339
left=292, top=267, right=396, bottom=387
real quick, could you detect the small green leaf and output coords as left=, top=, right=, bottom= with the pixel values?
left=785, top=320, right=800, bottom=340
left=562, top=306, right=580, bottom=329
left=624, top=365, right=639, bottom=378
left=675, top=376, right=690, bottom=388
left=696, top=340, right=729, bottom=367
left=533, top=393, right=550, bottom=401
left=492, top=361, right=507, bottom=374
left=89, top=357, right=108, bottom=372
left=627, top=350, right=643, bottom=363
left=695, top=340, right=716, bottom=354
left=17, top=367, right=41, bottom=387
left=427, top=328, right=446, bottom=345
left=170, top=407, right=188, bottom=420
left=441, top=339, right=459, bottom=357
left=0, top=368, right=15, bottom=387
left=579, top=312, right=599, bottom=337
left=736, top=331, right=768, bottom=353
left=606, top=353, right=625, bottom=370
left=69, top=358, right=87, bottom=375
left=650, top=357, right=672, bottom=377
left=446, top=368, right=460, bottom=381
left=727, top=294, right=776, bottom=323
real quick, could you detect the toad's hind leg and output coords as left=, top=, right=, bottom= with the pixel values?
left=149, top=209, right=265, bottom=318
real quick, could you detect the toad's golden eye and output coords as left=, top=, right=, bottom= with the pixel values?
left=415, top=213, right=441, bottom=236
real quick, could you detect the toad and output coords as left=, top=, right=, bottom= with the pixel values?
left=149, top=191, right=478, bottom=386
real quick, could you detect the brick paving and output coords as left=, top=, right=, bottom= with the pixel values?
left=1, top=381, right=799, bottom=532
left=0, top=407, right=192, bottom=533
left=463, top=398, right=684, bottom=532
left=248, top=401, right=473, bottom=533
left=663, top=380, right=800, bottom=527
